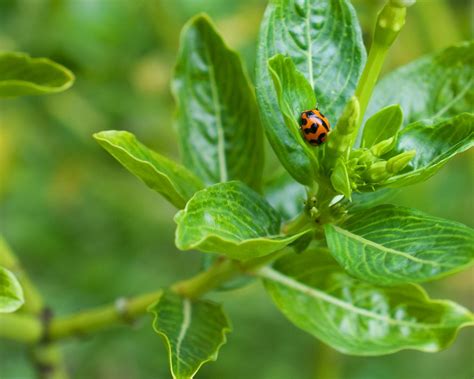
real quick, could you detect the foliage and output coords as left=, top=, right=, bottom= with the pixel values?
left=1, top=1, right=473, bottom=378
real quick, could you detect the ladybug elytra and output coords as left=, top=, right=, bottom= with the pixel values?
left=300, top=108, right=330, bottom=146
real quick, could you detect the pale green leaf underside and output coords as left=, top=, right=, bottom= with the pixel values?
left=367, top=41, right=473, bottom=125
left=261, top=249, right=474, bottom=356
left=0, top=266, right=24, bottom=313
left=94, top=130, right=204, bottom=209
left=325, top=204, right=474, bottom=285
left=149, top=291, right=231, bottom=379
left=384, top=113, right=474, bottom=187
left=173, top=14, right=263, bottom=189
left=256, top=0, right=366, bottom=184
left=175, top=181, right=312, bottom=261
left=0, top=52, right=74, bottom=97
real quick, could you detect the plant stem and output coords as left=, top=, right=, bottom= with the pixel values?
left=0, top=250, right=287, bottom=343
left=354, top=2, right=408, bottom=130
left=355, top=44, right=389, bottom=127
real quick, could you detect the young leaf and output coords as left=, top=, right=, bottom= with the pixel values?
left=361, top=105, right=403, bottom=148
left=264, top=170, right=306, bottom=221
left=256, top=0, right=366, bottom=184
left=149, top=291, right=231, bottom=379
left=260, top=249, right=474, bottom=356
left=384, top=113, right=474, bottom=187
left=267, top=54, right=318, bottom=175
left=173, top=14, right=263, bottom=189
left=330, top=159, right=352, bottom=199
left=174, top=181, right=313, bottom=261
left=0, top=52, right=74, bottom=97
left=325, top=204, right=474, bottom=285
left=94, top=131, right=204, bottom=209
left=0, top=266, right=24, bottom=313
left=367, top=41, right=473, bottom=125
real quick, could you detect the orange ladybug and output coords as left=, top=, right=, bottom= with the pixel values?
left=300, top=108, right=330, bottom=146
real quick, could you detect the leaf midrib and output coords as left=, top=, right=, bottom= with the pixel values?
left=331, top=225, right=442, bottom=266
left=259, top=267, right=448, bottom=329
left=204, top=46, right=228, bottom=182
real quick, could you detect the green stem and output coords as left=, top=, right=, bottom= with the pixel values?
left=0, top=251, right=286, bottom=343
left=354, top=2, right=408, bottom=130
left=355, top=44, right=389, bottom=127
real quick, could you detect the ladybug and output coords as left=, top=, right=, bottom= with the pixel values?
left=300, top=108, right=330, bottom=146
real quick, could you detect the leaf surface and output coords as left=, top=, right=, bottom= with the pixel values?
left=175, top=181, right=312, bottom=261
left=0, top=266, right=24, bottom=313
left=261, top=249, right=474, bottom=355
left=385, top=113, right=474, bottom=187
left=0, top=52, right=74, bottom=97
left=361, top=105, right=403, bottom=148
left=367, top=42, right=473, bottom=125
left=150, top=291, right=231, bottom=379
left=173, top=15, right=263, bottom=189
left=256, top=0, right=366, bottom=183
left=94, top=131, right=204, bottom=209
left=325, top=204, right=474, bottom=285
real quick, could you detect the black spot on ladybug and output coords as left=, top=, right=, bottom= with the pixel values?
left=309, top=139, right=319, bottom=145
left=304, top=128, right=312, bottom=134
left=318, top=132, right=327, bottom=143
left=300, top=117, right=307, bottom=126
left=305, top=111, right=314, bottom=116
left=320, top=118, right=330, bottom=131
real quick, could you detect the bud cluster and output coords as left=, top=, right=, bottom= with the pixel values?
left=345, top=138, right=416, bottom=191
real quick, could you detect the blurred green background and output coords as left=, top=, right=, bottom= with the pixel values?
left=0, top=0, right=473, bottom=378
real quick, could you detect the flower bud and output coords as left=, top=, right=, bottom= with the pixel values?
left=326, top=97, right=360, bottom=160
left=390, top=0, right=416, bottom=8
left=370, top=137, right=395, bottom=157
left=365, top=161, right=390, bottom=182
left=374, top=3, right=407, bottom=47
left=386, top=150, right=416, bottom=173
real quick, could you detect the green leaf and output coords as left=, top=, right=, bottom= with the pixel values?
left=173, top=14, right=263, bottom=189
left=384, top=113, right=474, bottom=188
left=367, top=41, right=473, bottom=125
left=256, top=0, right=366, bottom=184
left=325, top=204, right=474, bottom=285
left=260, top=249, right=474, bottom=356
left=264, top=170, right=306, bottom=222
left=175, top=181, right=312, bottom=261
left=0, top=266, right=24, bottom=313
left=361, top=105, right=403, bottom=148
left=0, top=52, right=74, bottom=98
left=149, top=291, right=231, bottom=379
left=347, top=188, right=399, bottom=212
left=94, top=130, right=204, bottom=209
left=330, top=158, right=352, bottom=199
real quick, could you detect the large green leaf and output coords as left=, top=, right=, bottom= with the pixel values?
left=94, top=131, right=204, bottom=209
left=261, top=249, right=474, bottom=356
left=149, top=291, right=231, bottom=379
left=361, top=105, right=403, bottom=148
left=0, top=266, right=24, bottom=313
left=384, top=113, right=474, bottom=188
left=256, top=0, right=366, bottom=184
left=0, top=52, right=74, bottom=98
left=325, top=204, right=474, bottom=285
left=173, top=14, right=263, bottom=189
left=367, top=41, right=473, bottom=125
left=175, top=181, right=312, bottom=261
